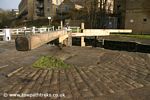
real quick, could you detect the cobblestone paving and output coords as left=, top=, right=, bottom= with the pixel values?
left=0, top=41, right=150, bottom=100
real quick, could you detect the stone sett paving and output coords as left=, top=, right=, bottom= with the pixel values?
left=0, top=41, right=150, bottom=100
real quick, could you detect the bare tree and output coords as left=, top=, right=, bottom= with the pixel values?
left=88, top=0, right=111, bottom=28
left=57, top=0, right=113, bottom=28
left=0, top=9, right=14, bottom=28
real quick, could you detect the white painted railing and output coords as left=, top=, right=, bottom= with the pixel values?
left=0, top=29, right=4, bottom=36
left=0, top=26, right=55, bottom=35
left=0, top=26, right=55, bottom=41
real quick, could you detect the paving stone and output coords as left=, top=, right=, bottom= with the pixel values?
left=42, top=70, right=52, bottom=87
left=0, top=43, right=150, bottom=99
left=32, top=70, right=43, bottom=81
left=66, top=69, right=81, bottom=98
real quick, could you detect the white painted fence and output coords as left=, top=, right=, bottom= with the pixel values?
left=11, top=26, right=55, bottom=35
left=0, top=26, right=55, bottom=41
left=0, top=25, right=132, bottom=42
left=0, top=26, right=55, bottom=35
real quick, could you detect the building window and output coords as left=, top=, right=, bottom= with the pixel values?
left=117, top=5, right=121, bottom=9
left=143, top=18, right=147, bottom=22
left=65, top=6, right=68, bottom=11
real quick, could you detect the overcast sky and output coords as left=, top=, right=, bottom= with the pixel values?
left=0, top=0, right=21, bottom=10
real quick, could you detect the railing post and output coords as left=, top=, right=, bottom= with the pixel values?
left=81, top=23, right=85, bottom=47
left=77, top=27, right=79, bottom=33
left=39, top=28, right=42, bottom=33
left=48, top=28, right=50, bottom=32
left=32, top=27, right=35, bottom=34
left=16, top=29, right=19, bottom=35
left=24, top=27, right=27, bottom=36
left=52, top=26, right=54, bottom=31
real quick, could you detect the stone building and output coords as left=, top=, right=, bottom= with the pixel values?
left=56, top=0, right=84, bottom=20
left=18, top=0, right=64, bottom=20
left=125, top=0, right=150, bottom=34
left=18, top=0, right=34, bottom=20
left=114, top=0, right=150, bottom=34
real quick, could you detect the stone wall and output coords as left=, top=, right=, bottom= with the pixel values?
left=30, top=30, right=67, bottom=49
left=125, top=0, right=150, bottom=34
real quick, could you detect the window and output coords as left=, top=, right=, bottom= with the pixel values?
left=143, top=18, right=147, bottom=22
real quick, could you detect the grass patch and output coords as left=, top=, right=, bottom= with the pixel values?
left=32, top=56, right=70, bottom=69
left=112, top=34, right=150, bottom=39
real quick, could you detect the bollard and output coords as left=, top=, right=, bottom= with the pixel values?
left=3, top=28, right=11, bottom=41
left=15, top=37, right=30, bottom=51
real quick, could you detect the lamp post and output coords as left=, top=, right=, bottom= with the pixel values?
left=48, top=17, right=51, bottom=26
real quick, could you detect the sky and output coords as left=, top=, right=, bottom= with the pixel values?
left=0, top=0, right=21, bottom=10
